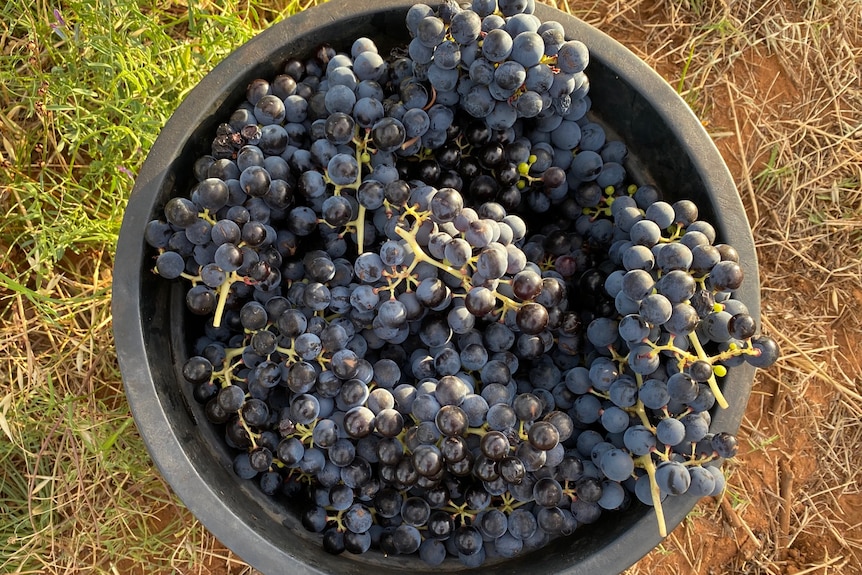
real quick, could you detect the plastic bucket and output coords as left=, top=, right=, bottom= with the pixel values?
left=113, top=1, right=759, bottom=573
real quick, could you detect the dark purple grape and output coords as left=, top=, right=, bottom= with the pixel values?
left=709, top=260, right=744, bottom=291
left=371, top=117, right=406, bottom=152
left=746, top=335, right=780, bottom=368
left=480, top=430, right=510, bottom=461
left=434, top=404, right=469, bottom=437
left=516, top=302, right=549, bottom=335
left=711, top=432, right=739, bottom=458
left=512, top=269, right=543, bottom=300
left=527, top=420, right=560, bottom=451
left=453, top=525, right=483, bottom=556
left=728, top=312, right=757, bottom=340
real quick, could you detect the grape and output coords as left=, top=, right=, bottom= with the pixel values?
left=344, top=530, right=372, bottom=554
left=253, top=94, right=285, bottom=125
left=597, top=480, right=626, bottom=510
left=371, top=117, right=406, bottom=152
left=343, top=503, right=374, bottom=534
left=571, top=394, right=601, bottom=425
left=557, top=40, right=589, bottom=74
left=657, top=270, right=697, bottom=303
left=601, top=404, right=632, bottom=433
left=630, top=219, right=662, bottom=247
left=460, top=393, right=489, bottom=427
left=506, top=508, right=538, bottom=540
left=485, top=100, right=518, bottom=129
left=655, top=417, right=685, bottom=447
left=657, top=242, right=693, bottom=273
left=323, top=112, right=356, bottom=145
left=239, top=165, right=271, bottom=198
left=353, top=51, right=385, bottom=82
left=216, top=385, right=244, bottom=413
left=573, top=477, right=603, bottom=505
left=533, top=477, right=564, bottom=507
left=621, top=269, right=654, bottom=301
left=688, top=360, right=714, bottom=383
left=486, top=403, right=517, bottom=431
left=680, top=412, right=710, bottom=444
left=527, top=420, right=560, bottom=450
left=344, top=406, right=376, bottom=439
left=549, top=119, right=581, bottom=150
left=624, top=425, right=657, bottom=456
left=586, top=317, right=619, bottom=348
left=516, top=302, right=549, bottom=334
left=617, top=314, right=649, bottom=343
left=680, top=230, right=710, bottom=251
left=288, top=394, right=319, bottom=425
left=691, top=244, right=721, bottom=274
left=639, top=293, right=673, bottom=326
left=570, top=150, right=602, bottom=181
left=155, top=251, right=186, bottom=279
left=711, top=431, right=739, bottom=458
left=427, top=64, right=459, bottom=92
left=688, top=384, right=716, bottom=413
left=465, top=286, right=496, bottom=316
left=628, top=343, right=660, bottom=375
left=655, top=461, right=691, bottom=496
left=638, top=379, right=671, bottom=409
left=621, top=244, right=654, bottom=271
left=147, top=4, right=782, bottom=566
left=327, top=154, right=359, bottom=186
left=600, top=449, right=634, bottom=481
left=686, top=465, right=717, bottom=497
left=727, top=312, right=757, bottom=340
left=416, top=15, right=446, bottom=47
left=703, top=310, right=733, bottom=342
left=482, top=28, right=513, bottom=62
left=746, top=336, right=780, bottom=368
left=429, top=187, right=463, bottom=223
left=433, top=404, right=469, bottom=439
left=419, top=538, right=447, bottom=565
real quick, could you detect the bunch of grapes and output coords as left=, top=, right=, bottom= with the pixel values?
left=144, top=0, right=779, bottom=567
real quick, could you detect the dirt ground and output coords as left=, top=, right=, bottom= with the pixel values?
left=143, top=1, right=862, bottom=574
left=599, top=0, right=862, bottom=574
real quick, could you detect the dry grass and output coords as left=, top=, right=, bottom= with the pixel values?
left=1, top=0, right=860, bottom=573
left=0, top=1, right=318, bottom=573
left=552, top=0, right=862, bottom=573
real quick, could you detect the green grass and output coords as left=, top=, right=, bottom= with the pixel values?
left=0, top=1, right=322, bottom=572
left=675, top=43, right=699, bottom=109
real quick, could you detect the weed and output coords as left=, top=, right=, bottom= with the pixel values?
left=676, top=43, right=699, bottom=109
left=752, top=145, right=792, bottom=191
left=0, top=1, right=323, bottom=572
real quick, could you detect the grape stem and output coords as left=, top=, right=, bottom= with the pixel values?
left=629, top=375, right=657, bottom=431
left=634, top=454, right=668, bottom=537
left=401, top=135, right=421, bottom=150
left=325, top=508, right=348, bottom=532
left=443, top=500, right=476, bottom=524
left=687, top=332, right=729, bottom=409
left=237, top=413, right=259, bottom=450
left=212, top=272, right=239, bottom=328
left=394, top=223, right=466, bottom=281
left=216, top=346, right=247, bottom=389
left=274, top=342, right=301, bottom=366
left=394, top=219, right=528, bottom=313
left=496, top=491, right=530, bottom=514
left=493, top=291, right=526, bottom=316
left=423, top=84, right=437, bottom=111
left=356, top=204, right=367, bottom=254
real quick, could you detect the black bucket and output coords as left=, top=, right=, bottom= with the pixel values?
left=113, top=1, right=759, bottom=573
